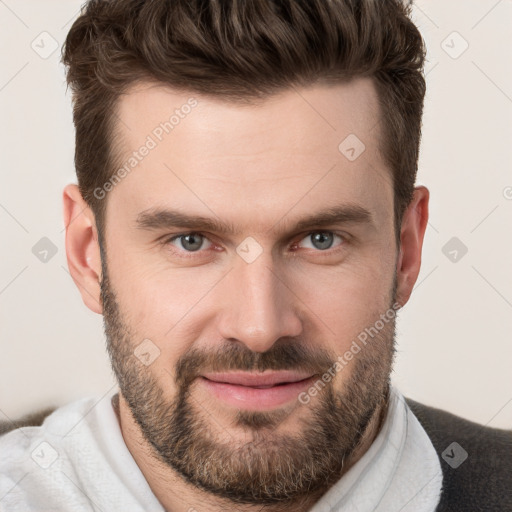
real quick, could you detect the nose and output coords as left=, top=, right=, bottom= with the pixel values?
left=216, top=254, right=303, bottom=353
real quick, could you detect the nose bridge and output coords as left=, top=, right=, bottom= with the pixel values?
left=217, top=252, right=302, bottom=352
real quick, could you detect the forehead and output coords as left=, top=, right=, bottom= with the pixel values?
left=108, top=79, right=393, bottom=235
left=116, top=78, right=382, bottom=157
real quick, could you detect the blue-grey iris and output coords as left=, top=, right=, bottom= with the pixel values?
left=180, top=234, right=203, bottom=251
left=310, top=232, right=333, bottom=250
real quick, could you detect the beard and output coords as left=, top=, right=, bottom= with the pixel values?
left=100, top=255, right=397, bottom=508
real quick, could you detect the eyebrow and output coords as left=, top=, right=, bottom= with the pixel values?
left=135, top=204, right=374, bottom=236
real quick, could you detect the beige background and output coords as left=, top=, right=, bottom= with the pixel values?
left=1, top=0, right=511, bottom=428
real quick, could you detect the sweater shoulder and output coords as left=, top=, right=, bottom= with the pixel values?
left=405, top=397, right=512, bottom=512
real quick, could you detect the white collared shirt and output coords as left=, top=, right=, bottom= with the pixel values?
left=0, top=386, right=442, bottom=511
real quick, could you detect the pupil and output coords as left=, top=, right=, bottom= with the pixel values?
left=183, top=234, right=202, bottom=251
left=311, top=232, right=333, bottom=250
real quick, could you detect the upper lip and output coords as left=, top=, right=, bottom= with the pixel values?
left=201, top=371, right=315, bottom=387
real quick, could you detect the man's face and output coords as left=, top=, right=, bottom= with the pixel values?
left=100, top=78, right=398, bottom=504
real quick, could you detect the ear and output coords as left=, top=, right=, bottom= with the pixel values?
left=395, top=186, right=429, bottom=307
left=62, top=184, right=103, bottom=314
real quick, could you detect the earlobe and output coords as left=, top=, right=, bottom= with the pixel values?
left=62, top=184, right=103, bottom=314
left=394, top=186, right=430, bottom=307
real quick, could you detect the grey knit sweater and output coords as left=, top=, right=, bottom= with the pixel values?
left=405, top=398, right=512, bottom=512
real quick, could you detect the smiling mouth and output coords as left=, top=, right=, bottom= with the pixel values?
left=199, top=372, right=317, bottom=410
left=203, top=377, right=312, bottom=389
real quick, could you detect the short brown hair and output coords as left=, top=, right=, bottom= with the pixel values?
left=62, top=0, right=426, bottom=242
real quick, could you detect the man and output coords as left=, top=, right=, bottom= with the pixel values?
left=0, top=0, right=510, bottom=511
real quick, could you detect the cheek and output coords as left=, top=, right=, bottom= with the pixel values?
left=294, top=257, right=394, bottom=351
left=110, top=256, right=225, bottom=349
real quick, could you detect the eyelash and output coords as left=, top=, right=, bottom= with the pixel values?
left=161, top=231, right=348, bottom=259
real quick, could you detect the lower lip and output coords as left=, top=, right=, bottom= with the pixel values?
left=199, top=376, right=316, bottom=410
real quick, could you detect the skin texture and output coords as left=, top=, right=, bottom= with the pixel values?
left=63, top=78, right=429, bottom=512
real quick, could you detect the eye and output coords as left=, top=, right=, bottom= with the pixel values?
left=297, top=231, right=344, bottom=251
left=168, top=233, right=212, bottom=252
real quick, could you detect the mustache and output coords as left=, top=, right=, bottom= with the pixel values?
left=174, top=339, right=336, bottom=390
